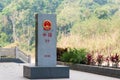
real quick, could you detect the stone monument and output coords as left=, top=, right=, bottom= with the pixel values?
left=23, top=14, right=69, bottom=79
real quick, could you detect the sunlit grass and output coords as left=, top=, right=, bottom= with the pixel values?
left=57, top=30, right=120, bottom=55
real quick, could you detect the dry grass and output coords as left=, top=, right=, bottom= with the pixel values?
left=57, top=30, right=120, bottom=55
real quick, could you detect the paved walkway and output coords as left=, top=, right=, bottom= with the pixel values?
left=0, top=62, right=120, bottom=80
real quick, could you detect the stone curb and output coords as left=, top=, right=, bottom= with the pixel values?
left=57, top=61, right=120, bottom=78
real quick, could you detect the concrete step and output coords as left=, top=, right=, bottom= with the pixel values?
left=0, top=58, right=24, bottom=63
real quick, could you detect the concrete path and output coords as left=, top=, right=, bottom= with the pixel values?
left=0, top=62, right=120, bottom=80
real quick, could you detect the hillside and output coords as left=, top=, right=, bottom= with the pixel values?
left=0, top=0, right=120, bottom=54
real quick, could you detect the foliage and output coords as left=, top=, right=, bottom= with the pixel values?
left=0, top=0, right=63, bottom=52
left=86, top=53, right=93, bottom=65
left=0, top=0, right=120, bottom=55
left=94, top=0, right=107, bottom=5
left=110, top=53, right=120, bottom=63
left=0, top=33, right=9, bottom=46
left=57, top=47, right=68, bottom=61
left=96, top=54, right=104, bottom=66
left=60, top=48, right=88, bottom=64
left=105, top=56, right=110, bottom=66
left=110, top=53, right=120, bottom=67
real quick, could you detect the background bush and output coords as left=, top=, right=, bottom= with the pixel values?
left=60, top=48, right=88, bottom=64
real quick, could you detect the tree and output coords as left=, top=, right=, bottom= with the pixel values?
left=57, top=0, right=80, bottom=35
left=94, top=0, right=107, bottom=5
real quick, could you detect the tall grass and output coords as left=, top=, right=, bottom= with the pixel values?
left=57, top=13, right=120, bottom=55
left=57, top=30, right=120, bottom=55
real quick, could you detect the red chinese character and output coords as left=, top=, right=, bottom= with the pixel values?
left=43, top=33, right=47, bottom=37
left=48, top=33, right=52, bottom=37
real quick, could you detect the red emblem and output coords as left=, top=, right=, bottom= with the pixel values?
left=43, top=20, right=52, bottom=31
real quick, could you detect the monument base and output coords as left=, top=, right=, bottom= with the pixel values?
left=23, top=65, right=69, bottom=79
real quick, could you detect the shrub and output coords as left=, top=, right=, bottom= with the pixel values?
left=86, top=53, right=93, bottom=65
left=105, top=56, right=110, bottom=66
left=110, top=53, right=119, bottom=67
left=60, top=48, right=88, bottom=64
left=60, top=51, right=72, bottom=62
left=57, top=47, right=68, bottom=61
left=96, top=54, right=104, bottom=66
left=110, top=53, right=119, bottom=63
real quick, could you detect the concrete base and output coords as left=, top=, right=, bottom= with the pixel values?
left=23, top=65, right=69, bottom=79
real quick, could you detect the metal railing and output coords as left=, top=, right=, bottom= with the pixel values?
left=0, top=47, right=31, bottom=63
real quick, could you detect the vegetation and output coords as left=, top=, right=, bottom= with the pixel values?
left=0, top=0, right=63, bottom=53
left=86, top=53, right=94, bottom=65
left=60, top=48, right=120, bottom=68
left=110, top=53, right=120, bottom=67
left=0, top=0, right=120, bottom=56
left=60, top=48, right=88, bottom=64
left=96, top=54, right=104, bottom=66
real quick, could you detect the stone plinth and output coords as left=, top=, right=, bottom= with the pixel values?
left=23, top=65, right=69, bottom=79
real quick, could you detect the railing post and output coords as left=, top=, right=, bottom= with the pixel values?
left=28, top=55, right=31, bottom=63
left=15, top=47, right=19, bottom=58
